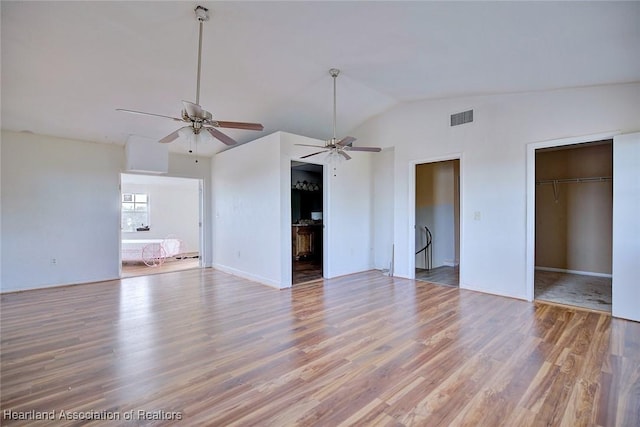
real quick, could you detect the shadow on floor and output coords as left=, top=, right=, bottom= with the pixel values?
left=415, top=266, right=459, bottom=287
left=122, top=257, right=200, bottom=278
left=293, top=259, right=322, bottom=285
left=534, top=270, right=611, bottom=313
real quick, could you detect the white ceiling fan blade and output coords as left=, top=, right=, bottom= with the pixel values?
left=159, top=126, right=190, bottom=144
left=344, top=146, right=382, bottom=152
left=204, top=126, right=237, bottom=146
left=337, top=136, right=356, bottom=147
left=301, top=150, right=328, bottom=159
left=116, top=109, right=184, bottom=122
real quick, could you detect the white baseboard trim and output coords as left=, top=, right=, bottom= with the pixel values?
left=535, top=266, right=612, bottom=279
left=212, top=263, right=287, bottom=289
left=443, top=260, right=459, bottom=267
left=459, top=282, right=528, bottom=301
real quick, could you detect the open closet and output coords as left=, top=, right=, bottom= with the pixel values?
left=534, top=140, right=612, bottom=312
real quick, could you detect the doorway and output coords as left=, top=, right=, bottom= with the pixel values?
left=533, top=140, right=613, bottom=312
left=414, top=159, right=460, bottom=287
left=291, top=161, right=324, bottom=285
left=120, top=174, right=203, bottom=278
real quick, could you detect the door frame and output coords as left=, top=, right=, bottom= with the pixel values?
left=408, top=153, right=463, bottom=281
left=119, top=173, right=205, bottom=277
left=288, top=160, right=326, bottom=285
left=525, top=131, right=619, bottom=302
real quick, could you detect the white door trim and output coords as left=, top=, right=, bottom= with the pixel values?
left=525, top=131, right=619, bottom=302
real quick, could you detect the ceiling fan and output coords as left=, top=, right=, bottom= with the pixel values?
left=117, top=5, right=263, bottom=146
left=295, top=68, right=381, bottom=161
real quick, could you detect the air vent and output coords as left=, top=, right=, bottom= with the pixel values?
left=450, top=109, right=473, bottom=126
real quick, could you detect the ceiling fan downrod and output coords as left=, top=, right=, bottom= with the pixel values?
left=194, top=5, right=209, bottom=106
left=330, top=68, right=340, bottom=142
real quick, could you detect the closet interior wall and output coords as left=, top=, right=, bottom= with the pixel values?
left=535, top=141, right=613, bottom=275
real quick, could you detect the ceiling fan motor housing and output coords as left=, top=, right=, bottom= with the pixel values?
left=195, top=5, right=209, bottom=21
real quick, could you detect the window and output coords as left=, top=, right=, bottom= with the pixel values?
left=122, top=193, right=149, bottom=232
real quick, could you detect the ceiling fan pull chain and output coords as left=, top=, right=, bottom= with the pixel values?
left=195, top=134, right=199, bottom=163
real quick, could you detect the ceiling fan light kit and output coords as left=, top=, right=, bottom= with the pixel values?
left=295, top=68, right=381, bottom=161
left=117, top=5, right=263, bottom=149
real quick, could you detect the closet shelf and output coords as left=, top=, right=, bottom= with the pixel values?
left=536, top=176, right=612, bottom=185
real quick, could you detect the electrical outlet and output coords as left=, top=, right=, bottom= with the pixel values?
left=51, top=258, right=57, bottom=265
left=474, top=211, right=481, bottom=221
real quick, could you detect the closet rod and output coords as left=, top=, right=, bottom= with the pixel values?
left=536, top=176, right=612, bottom=185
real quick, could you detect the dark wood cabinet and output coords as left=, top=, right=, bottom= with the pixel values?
left=292, top=225, right=321, bottom=260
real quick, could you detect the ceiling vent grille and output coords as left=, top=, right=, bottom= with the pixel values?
left=451, top=109, right=473, bottom=126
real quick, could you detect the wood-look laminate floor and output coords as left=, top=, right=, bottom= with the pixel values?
left=415, top=266, right=459, bottom=287
left=1, top=269, right=639, bottom=426
left=121, top=258, right=200, bottom=278
left=293, top=259, right=323, bottom=285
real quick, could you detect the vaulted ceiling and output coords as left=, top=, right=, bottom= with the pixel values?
left=2, top=1, right=639, bottom=156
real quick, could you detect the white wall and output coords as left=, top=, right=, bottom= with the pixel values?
left=324, top=149, right=374, bottom=277
left=212, top=132, right=283, bottom=288
left=354, top=83, right=640, bottom=301
left=0, top=133, right=3, bottom=288
left=372, top=148, right=394, bottom=270
left=1, top=130, right=212, bottom=292
left=1, top=131, right=122, bottom=291
left=121, top=175, right=200, bottom=253
left=166, top=152, right=212, bottom=266
left=213, top=131, right=375, bottom=288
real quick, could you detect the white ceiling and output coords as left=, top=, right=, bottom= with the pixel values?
left=2, top=1, right=639, bottom=156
